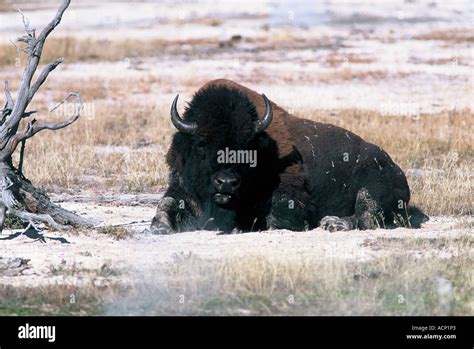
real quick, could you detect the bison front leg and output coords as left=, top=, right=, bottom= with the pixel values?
left=265, top=165, right=313, bottom=231
left=266, top=190, right=311, bottom=231
left=150, top=196, right=176, bottom=234
left=150, top=195, right=198, bottom=234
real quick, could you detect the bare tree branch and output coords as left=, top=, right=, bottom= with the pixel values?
left=22, top=111, right=37, bottom=118
left=18, top=9, right=33, bottom=34
left=17, top=9, right=36, bottom=43
left=0, top=0, right=71, bottom=137
left=35, top=0, right=70, bottom=48
left=3, top=81, right=14, bottom=111
left=9, top=38, right=28, bottom=54
left=18, top=140, right=26, bottom=178
left=1, top=82, right=14, bottom=126
left=5, top=92, right=82, bottom=155
left=28, top=58, right=64, bottom=103
left=8, top=208, right=72, bottom=231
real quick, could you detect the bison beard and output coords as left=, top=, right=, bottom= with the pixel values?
left=151, top=79, right=428, bottom=234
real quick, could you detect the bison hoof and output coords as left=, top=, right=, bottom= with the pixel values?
left=150, top=222, right=173, bottom=235
left=320, top=216, right=351, bottom=232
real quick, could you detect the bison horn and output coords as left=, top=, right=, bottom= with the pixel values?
left=170, top=94, right=198, bottom=135
left=254, top=94, right=273, bottom=133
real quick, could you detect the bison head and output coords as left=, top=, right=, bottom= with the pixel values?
left=167, top=86, right=279, bottom=218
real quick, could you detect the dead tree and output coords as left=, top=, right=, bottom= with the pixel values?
left=0, top=0, right=91, bottom=233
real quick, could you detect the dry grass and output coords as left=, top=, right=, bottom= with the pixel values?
left=0, top=284, right=104, bottom=315
left=0, top=260, right=123, bottom=315
left=362, top=234, right=473, bottom=252
left=324, top=53, right=376, bottom=67
left=16, top=98, right=172, bottom=192
left=0, top=35, right=338, bottom=68
left=160, top=17, right=224, bottom=27
left=1, top=234, right=471, bottom=315
left=414, top=57, right=464, bottom=66
left=414, top=29, right=474, bottom=43
left=319, top=69, right=407, bottom=82
left=97, top=226, right=131, bottom=240
left=0, top=36, right=228, bottom=67
left=242, top=67, right=410, bottom=86
left=105, top=236, right=473, bottom=315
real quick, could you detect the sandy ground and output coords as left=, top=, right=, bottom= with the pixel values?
left=0, top=193, right=471, bottom=287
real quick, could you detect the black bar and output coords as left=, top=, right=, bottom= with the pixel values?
left=0, top=316, right=471, bottom=347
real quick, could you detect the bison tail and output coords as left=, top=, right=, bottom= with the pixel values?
left=407, top=206, right=429, bottom=228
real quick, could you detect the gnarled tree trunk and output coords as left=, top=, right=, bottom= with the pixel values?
left=0, top=0, right=91, bottom=232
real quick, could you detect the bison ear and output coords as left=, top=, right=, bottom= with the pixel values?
left=254, top=94, right=273, bottom=133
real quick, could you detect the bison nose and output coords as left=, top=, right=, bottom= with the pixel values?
left=213, top=173, right=240, bottom=192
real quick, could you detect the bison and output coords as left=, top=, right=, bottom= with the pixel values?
left=151, top=79, right=428, bottom=234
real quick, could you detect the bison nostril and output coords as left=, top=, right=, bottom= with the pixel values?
left=214, top=176, right=239, bottom=189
